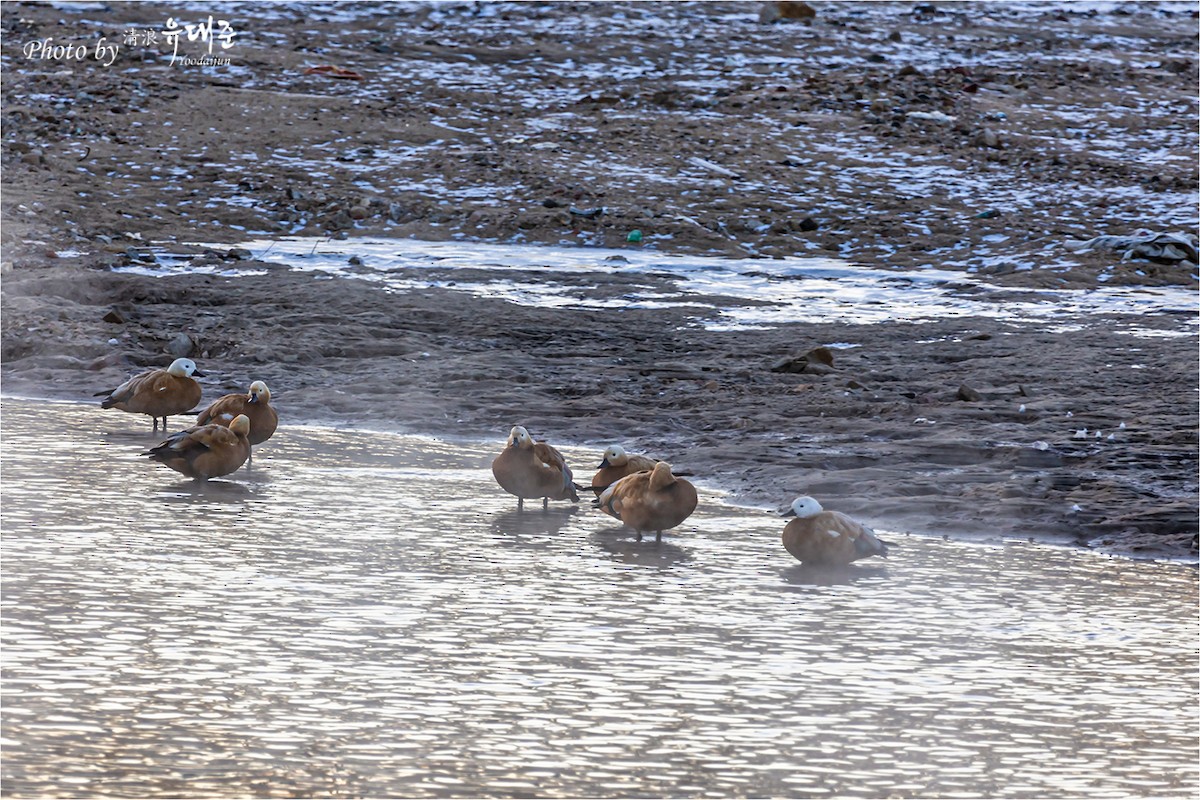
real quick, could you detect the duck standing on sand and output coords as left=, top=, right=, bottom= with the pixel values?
left=596, top=461, right=698, bottom=541
left=492, top=425, right=580, bottom=510
left=95, top=357, right=205, bottom=431
left=143, top=414, right=252, bottom=481
left=591, top=444, right=659, bottom=495
left=781, top=496, right=890, bottom=565
left=196, top=380, right=278, bottom=463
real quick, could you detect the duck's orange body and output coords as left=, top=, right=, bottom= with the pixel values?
left=492, top=426, right=580, bottom=509
left=782, top=496, right=889, bottom=565
left=96, top=357, right=205, bottom=431
left=144, top=414, right=252, bottom=480
left=596, top=461, right=697, bottom=541
left=197, top=381, right=278, bottom=446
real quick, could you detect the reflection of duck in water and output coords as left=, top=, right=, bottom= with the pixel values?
left=596, top=461, right=698, bottom=541
left=591, top=444, right=659, bottom=495
left=781, top=496, right=890, bottom=565
left=491, top=426, right=580, bottom=510
left=143, top=415, right=252, bottom=481
left=95, top=357, right=205, bottom=432
left=591, top=531, right=690, bottom=568
left=490, top=506, right=579, bottom=539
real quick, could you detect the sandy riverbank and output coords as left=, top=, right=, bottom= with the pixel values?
left=2, top=1, right=1196, bottom=557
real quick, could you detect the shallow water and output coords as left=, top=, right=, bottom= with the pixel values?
left=2, top=399, right=1197, bottom=798
left=121, top=236, right=1197, bottom=334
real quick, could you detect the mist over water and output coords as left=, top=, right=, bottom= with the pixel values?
left=2, top=399, right=1197, bottom=797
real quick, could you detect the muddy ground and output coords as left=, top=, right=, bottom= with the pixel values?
left=1, top=1, right=1196, bottom=557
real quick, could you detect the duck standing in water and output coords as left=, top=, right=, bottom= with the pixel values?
left=95, top=357, right=205, bottom=431
left=143, top=414, right=252, bottom=480
left=781, top=496, right=890, bottom=565
left=491, top=425, right=580, bottom=510
left=596, top=461, right=698, bottom=541
left=591, top=444, right=659, bottom=495
left=196, top=380, right=278, bottom=463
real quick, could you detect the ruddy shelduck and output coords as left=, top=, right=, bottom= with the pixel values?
left=196, top=380, right=278, bottom=462
left=491, top=425, right=580, bottom=510
left=143, top=414, right=252, bottom=481
left=782, top=496, right=890, bottom=565
left=95, top=357, right=205, bottom=431
left=596, top=461, right=698, bottom=541
left=591, top=444, right=659, bottom=494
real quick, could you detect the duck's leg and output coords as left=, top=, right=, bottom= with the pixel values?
left=543, top=497, right=549, bottom=510
left=635, top=530, right=643, bottom=541
left=655, top=530, right=663, bottom=542
left=518, top=497, right=524, bottom=511
left=153, top=416, right=161, bottom=432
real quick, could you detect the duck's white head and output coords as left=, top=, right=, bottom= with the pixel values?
left=600, top=444, right=627, bottom=467
left=166, top=358, right=202, bottom=378
left=508, top=425, right=532, bottom=448
left=790, top=496, right=824, bottom=518
left=249, top=380, right=271, bottom=403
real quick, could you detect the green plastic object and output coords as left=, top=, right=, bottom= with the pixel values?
left=626, top=230, right=643, bottom=243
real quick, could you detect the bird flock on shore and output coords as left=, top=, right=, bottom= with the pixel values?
left=95, top=358, right=891, bottom=567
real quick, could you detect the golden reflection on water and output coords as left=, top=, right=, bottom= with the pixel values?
left=2, top=399, right=1197, bottom=798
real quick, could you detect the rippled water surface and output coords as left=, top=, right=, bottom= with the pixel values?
left=3, top=400, right=1197, bottom=798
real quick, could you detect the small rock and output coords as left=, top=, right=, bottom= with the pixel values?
left=847, top=379, right=867, bottom=390
left=703, top=380, right=720, bottom=391
left=957, top=383, right=983, bottom=402
left=888, top=31, right=903, bottom=42
left=348, top=255, right=363, bottom=266
left=896, top=64, right=920, bottom=77
left=974, top=128, right=1002, bottom=149
left=797, top=216, right=819, bottom=232
left=227, top=248, right=253, bottom=260
left=760, top=1, right=815, bottom=23
left=771, top=346, right=836, bottom=374
left=349, top=205, right=370, bottom=220
left=569, top=206, right=603, bottom=219
left=543, top=198, right=564, bottom=209
left=965, top=332, right=992, bottom=340
left=166, top=333, right=194, bottom=358
left=22, top=149, right=43, bottom=166
left=866, top=53, right=888, bottom=63
left=102, top=309, right=126, bottom=324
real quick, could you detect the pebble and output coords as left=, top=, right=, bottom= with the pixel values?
left=166, top=332, right=193, bottom=358
left=957, top=383, right=983, bottom=402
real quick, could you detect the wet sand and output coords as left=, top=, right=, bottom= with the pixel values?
left=1, top=2, right=1197, bottom=557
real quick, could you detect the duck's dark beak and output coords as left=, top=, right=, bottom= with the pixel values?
left=192, top=369, right=208, bottom=378
left=598, top=458, right=611, bottom=468
left=781, top=508, right=796, bottom=518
